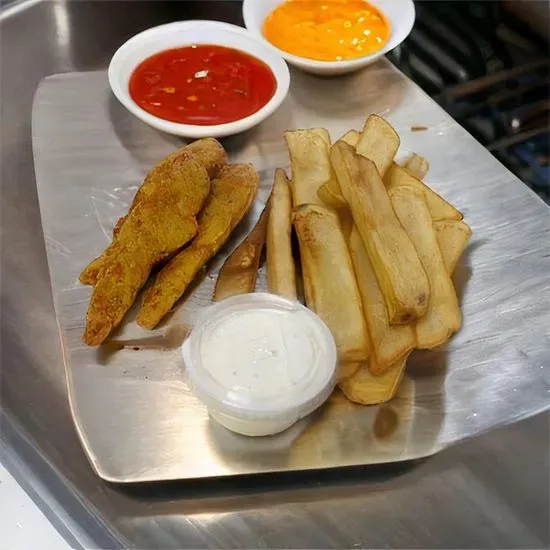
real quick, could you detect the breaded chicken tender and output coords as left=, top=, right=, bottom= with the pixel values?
left=82, top=157, right=211, bottom=346
left=80, top=138, right=227, bottom=285
left=137, top=164, right=259, bottom=329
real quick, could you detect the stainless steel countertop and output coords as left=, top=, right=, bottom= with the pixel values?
left=1, top=1, right=548, bottom=548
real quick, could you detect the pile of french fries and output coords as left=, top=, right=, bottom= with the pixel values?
left=214, top=115, right=471, bottom=406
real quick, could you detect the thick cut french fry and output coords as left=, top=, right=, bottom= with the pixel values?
left=341, top=216, right=471, bottom=398
left=317, top=132, right=361, bottom=208
left=356, top=114, right=401, bottom=176
left=390, top=185, right=462, bottom=349
left=339, top=129, right=361, bottom=147
left=385, top=163, right=463, bottom=221
left=332, top=141, right=430, bottom=324
left=349, top=226, right=414, bottom=372
left=315, top=127, right=331, bottom=147
left=318, top=115, right=400, bottom=205
left=267, top=169, right=297, bottom=300
left=345, top=198, right=469, bottom=358
left=403, top=153, right=429, bottom=180
left=338, top=354, right=409, bottom=405
left=317, top=177, right=347, bottom=207
left=318, top=128, right=361, bottom=207
left=347, top=216, right=470, bottom=376
left=285, top=128, right=337, bottom=207
left=338, top=361, right=362, bottom=381
left=345, top=160, right=466, bottom=262
left=213, top=206, right=269, bottom=302
left=293, top=204, right=369, bottom=362
left=338, top=208, right=354, bottom=242
left=435, top=219, right=472, bottom=275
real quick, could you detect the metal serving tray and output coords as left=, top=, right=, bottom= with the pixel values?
left=31, top=65, right=549, bottom=483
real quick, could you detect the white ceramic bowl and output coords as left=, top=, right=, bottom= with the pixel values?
left=108, top=21, right=290, bottom=138
left=243, top=0, right=415, bottom=76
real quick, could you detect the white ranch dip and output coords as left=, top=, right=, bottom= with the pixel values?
left=182, top=293, right=337, bottom=436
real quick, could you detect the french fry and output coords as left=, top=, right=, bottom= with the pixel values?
left=331, top=141, right=430, bottom=324
left=213, top=206, right=269, bottom=302
left=339, top=354, right=409, bottom=405
left=266, top=169, right=297, bottom=300
left=293, top=204, right=369, bottom=362
left=338, top=361, right=362, bottom=382
left=390, top=185, right=462, bottom=349
left=339, top=129, right=361, bottom=148
left=317, top=178, right=347, bottom=208
left=318, top=115, right=400, bottom=206
left=397, top=154, right=471, bottom=273
left=385, top=163, right=463, bottom=221
left=284, top=128, right=337, bottom=206
left=356, top=114, right=401, bottom=176
left=349, top=226, right=414, bottom=372
left=317, top=131, right=361, bottom=208
left=403, top=153, right=429, bottom=180
left=315, top=127, right=331, bottom=147
left=345, top=203, right=470, bottom=376
left=338, top=208, right=354, bottom=242
left=435, top=219, right=472, bottom=275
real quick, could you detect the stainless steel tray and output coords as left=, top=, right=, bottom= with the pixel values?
left=31, top=65, right=550, bottom=483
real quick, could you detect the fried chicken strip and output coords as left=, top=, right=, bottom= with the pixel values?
left=80, top=138, right=227, bottom=285
left=83, top=157, right=211, bottom=346
left=137, top=164, right=259, bottom=329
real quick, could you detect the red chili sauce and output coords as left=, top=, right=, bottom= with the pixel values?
left=129, top=45, right=277, bottom=126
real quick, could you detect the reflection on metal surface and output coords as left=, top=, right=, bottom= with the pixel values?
left=0, top=0, right=42, bottom=20
left=53, top=1, right=70, bottom=49
left=373, top=405, right=399, bottom=440
left=31, top=66, right=550, bottom=483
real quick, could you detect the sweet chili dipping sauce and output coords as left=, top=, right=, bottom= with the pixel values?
left=129, top=45, right=277, bottom=126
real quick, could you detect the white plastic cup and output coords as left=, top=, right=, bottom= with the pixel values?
left=182, top=293, right=338, bottom=436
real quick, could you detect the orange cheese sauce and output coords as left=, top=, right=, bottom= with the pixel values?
left=263, top=0, right=390, bottom=62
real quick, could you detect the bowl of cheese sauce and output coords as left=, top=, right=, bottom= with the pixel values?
left=182, top=293, right=337, bottom=436
left=243, top=0, right=415, bottom=75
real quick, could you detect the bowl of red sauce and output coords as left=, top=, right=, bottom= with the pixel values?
left=243, top=0, right=415, bottom=76
left=108, top=21, right=290, bottom=138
